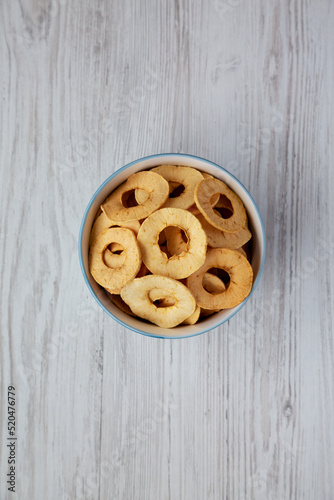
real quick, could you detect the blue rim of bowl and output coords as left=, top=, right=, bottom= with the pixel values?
left=78, top=153, right=266, bottom=340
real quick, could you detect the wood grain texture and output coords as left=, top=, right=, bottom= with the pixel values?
left=1, top=0, right=333, bottom=499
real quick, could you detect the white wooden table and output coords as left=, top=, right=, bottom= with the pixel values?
left=1, top=1, right=334, bottom=499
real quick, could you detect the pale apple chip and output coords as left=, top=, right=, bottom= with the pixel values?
left=195, top=178, right=247, bottom=233
left=137, top=208, right=207, bottom=279
left=186, top=248, right=253, bottom=309
left=89, top=227, right=141, bottom=294
left=101, top=171, right=169, bottom=221
left=121, top=275, right=196, bottom=328
left=150, top=165, right=204, bottom=209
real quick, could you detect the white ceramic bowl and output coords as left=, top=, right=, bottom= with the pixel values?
left=79, top=153, right=266, bottom=339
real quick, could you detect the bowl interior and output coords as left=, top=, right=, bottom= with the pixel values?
left=79, top=154, right=265, bottom=339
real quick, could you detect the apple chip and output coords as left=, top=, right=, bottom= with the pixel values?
left=101, top=171, right=169, bottom=221
left=121, top=275, right=196, bottom=328
left=137, top=208, right=207, bottom=279
left=89, top=227, right=141, bottom=293
left=186, top=248, right=253, bottom=309
left=195, top=178, right=247, bottom=233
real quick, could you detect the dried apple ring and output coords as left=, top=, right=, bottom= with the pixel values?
left=195, top=212, right=251, bottom=249
left=90, top=213, right=140, bottom=267
left=121, top=275, right=196, bottom=328
left=195, top=178, right=247, bottom=233
left=89, top=227, right=141, bottom=293
left=101, top=171, right=169, bottom=221
left=150, top=165, right=204, bottom=209
left=137, top=208, right=207, bottom=279
left=90, top=212, right=141, bottom=247
left=186, top=248, right=253, bottom=309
